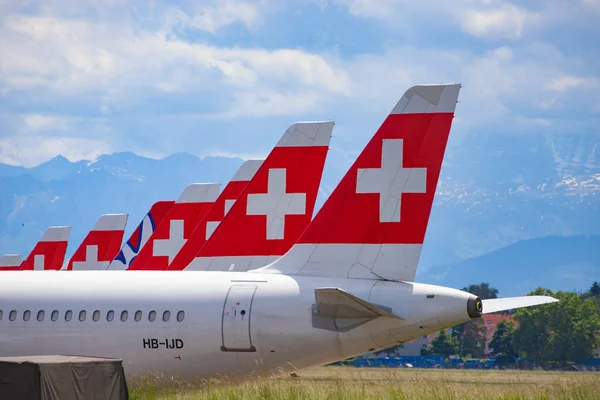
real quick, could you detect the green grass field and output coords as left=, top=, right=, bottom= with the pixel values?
left=129, top=366, right=600, bottom=400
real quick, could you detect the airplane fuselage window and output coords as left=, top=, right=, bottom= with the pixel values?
left=0, top=308, right=188, bottom=325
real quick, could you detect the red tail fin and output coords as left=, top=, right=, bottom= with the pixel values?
left=185, top=121, right=334, bottom=272
left=20, top=226, right=71, bottom=270
left=66, top=214, right=128, bottom=270
left=167, top=159, right=264, bottom=271
left=260, top=84, right=461, bottom=281
left=128, top=183, right=220, bottom=270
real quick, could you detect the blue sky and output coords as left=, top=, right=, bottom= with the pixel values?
left=1, top=0, right=599, bottom=167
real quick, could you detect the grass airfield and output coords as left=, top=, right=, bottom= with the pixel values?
left=130, top=366, right=599, bottom=399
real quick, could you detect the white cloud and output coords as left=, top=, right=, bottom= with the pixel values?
left=336, top=0, right=550, bottom=40
left=0, top=136, right=112, bottom=167
left=0, top=14, right=351, bottom=117
left=23, top=115, right=68, bottom=131
left=165, top=1, right=262, bottom=33
left=546, top=75, right=599, bottom=92
left=461, top=4, right=535, bottom=40
left=1, top=0, right=598, bottom=167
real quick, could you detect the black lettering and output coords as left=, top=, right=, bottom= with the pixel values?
left=143, top=338, right=184, bottom=350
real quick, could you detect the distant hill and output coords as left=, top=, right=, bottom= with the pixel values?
left=0, top=153, right=244, bottom=258
left=419, top=235, right=600, bottom=296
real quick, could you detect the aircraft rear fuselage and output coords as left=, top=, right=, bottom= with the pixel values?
left=0, top=271, right=475, bottom=379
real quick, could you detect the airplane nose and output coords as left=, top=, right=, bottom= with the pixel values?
left=467, top=296, right=483, bottom=319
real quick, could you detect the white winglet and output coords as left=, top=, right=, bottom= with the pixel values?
left=40, top=226, right=71, bottom=242
left=276, top=121, right=334, bottom=147
left=0, top=254, right=21, bottom=267
left=93, top=214, right=129, bottom=231
left=482, top=296, right=559, bottom=314
left=231, top=159, right=265, bottom=182
left=176, top=183, right=221, bottom=203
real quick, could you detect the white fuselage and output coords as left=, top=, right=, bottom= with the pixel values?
left=0, top=271, right=474, bottom=380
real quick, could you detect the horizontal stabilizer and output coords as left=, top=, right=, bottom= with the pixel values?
left=312, top=288, right=401, bottom=332
left=482, top=296, right=559, bottom=314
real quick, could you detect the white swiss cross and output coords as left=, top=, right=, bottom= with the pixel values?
left=154, top=220, right=186, bottom=263
left=205, top=199, right=236, bottom=240
left=33, top=254, right=45, bottom=270
left=72, top=245, right=109, bottom=270
left=246, top=168, right=307, bottom=240
left=356, top=139, right=427, bottom=222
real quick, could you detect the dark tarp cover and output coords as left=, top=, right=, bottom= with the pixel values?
left=0, top=355, right=129, bottom=400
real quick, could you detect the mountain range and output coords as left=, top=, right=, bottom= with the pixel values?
left=1, top=130, right=598, bottom=296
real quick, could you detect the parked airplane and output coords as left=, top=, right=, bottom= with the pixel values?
left=0, top=84, right=557, bottom=382
left=66, top=214, right=128, bottom=270
left=130, top=159, right=265, bottom=271
left=17, top=226, right=71, bottom=270
left=126, top=183, right=221, bottom=270
left=165, top=159, right=264, bottom=271
left=107, top=200, right=175, bottom=270
left=169, top=121, right=334, bottom=271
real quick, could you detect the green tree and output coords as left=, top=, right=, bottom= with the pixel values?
left=512, top=287, right=554, bottom=363
left=513, top=287, right=600, bottom=365
left=489, top=319, right=517, bottom=366
left=462, top=283, right=499, bottom=300
left=583, top=282, right=600, bottom=312
left=430, top=329, right=459, bottom=358
left=547, top=291, right=600, bottom=364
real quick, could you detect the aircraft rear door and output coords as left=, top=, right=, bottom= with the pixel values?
left=221, top=285, right=257, bottom=352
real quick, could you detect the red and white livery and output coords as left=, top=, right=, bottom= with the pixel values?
left=167, top=159, right=264, bottom=271
left=19, top=226, right=71, bottom=270
left=0, top=84, right=558, bottom=382
left=258, top=84, right=460, bottom=282
left=184, top=121, right=334, bottom=272
left=66, top=214, right=128, bottom=270
left=128, top=183, right=220, bottom=270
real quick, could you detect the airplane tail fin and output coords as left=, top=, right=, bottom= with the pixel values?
left=127, top=183, right=221, bottom=270
left=167, top=159, right=264, bottom=271
left=20, top=226, right=71, bottom=270
left=66, top=214, right=128, bottom=270
left=257, top=84, right=461, bottom=282
left=0, top=254, right=22, bottom=270
left=184, top=121, right=334, bottom=272
left=107, top=200, right=175, bottom=270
